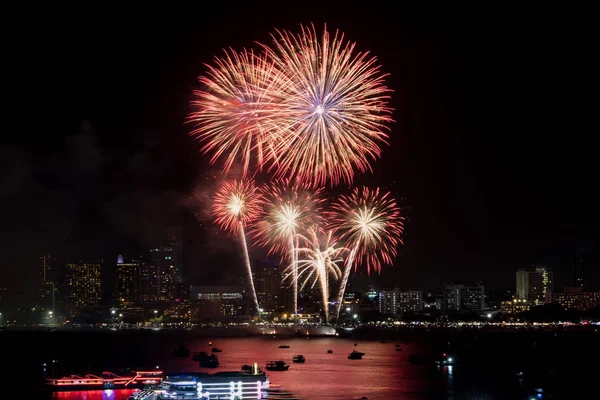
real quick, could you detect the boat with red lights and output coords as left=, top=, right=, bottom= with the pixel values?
left=46, top=370, right=163, bottom=390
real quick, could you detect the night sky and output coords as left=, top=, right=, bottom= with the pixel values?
left=2, top=6, right=597, bottom=302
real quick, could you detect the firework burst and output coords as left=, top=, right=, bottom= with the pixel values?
left=327, top=186, right=404, bottom=319
left=252, top=185, right=323, bottom=318
left=212, top=179, right=264, bottom=312
left=263, top=24, right=393, bottom=187
left=285, top=225, right=345, bottom=323
left=189, top=48, right=292, bottom=176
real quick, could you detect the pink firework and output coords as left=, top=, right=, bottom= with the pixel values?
left=327, top=186, right=404, bottom=320
left=212, top=179, right=263, bottom=235
left=263, top=24, right=393, bottom=188
left=189, top=48, right=292, bottom=177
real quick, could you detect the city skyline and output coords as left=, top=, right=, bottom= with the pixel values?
left=2, top=7, right=598, bottom=303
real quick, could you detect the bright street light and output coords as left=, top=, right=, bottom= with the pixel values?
left=111, top=310, right=116, bottom=315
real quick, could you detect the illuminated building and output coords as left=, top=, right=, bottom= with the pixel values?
left=140, top=262, right=176, bottom=303
left=442, top=282, right=485, bottom=311
left=553, top=287, right=600, bottom=311
left=574, top=248, right=584, bottom=289
left=150, top=241, right=183, bottom=284
left=40, top=252, right=57, bottom=284
left=65, top=261, right=102, bottom=307
left=516, top=266, right=553, bottom=305
left=189, top=286, right=248, bottom=320
left=340, top=292, right=360, bottom=317
left=252, top=258, right=288, bottom=313
left=39, top=252, right=58, bottom=311
left=116, top=256, right=141, bottom=305
left=379, top=288, right=423, bottom=316
left=500, top=298, right=530, bottom=316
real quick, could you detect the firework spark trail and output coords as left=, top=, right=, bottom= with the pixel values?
left=189, top=48, right=293, bottom=177
left=263, top=24, right=393, bottom=188
left=252, top=186, right=322, bottom=318
left=327, top=187, right=404, bottom=320
left=287, top=226, right=345, bottom=323
left=212, top=179, right=263, bottom=313
left=238, top=222, right=259, bottom=312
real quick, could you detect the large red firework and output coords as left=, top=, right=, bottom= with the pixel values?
left=263, top=24, right=393, bottom=188
left=189, top=49, right=292, bottom=177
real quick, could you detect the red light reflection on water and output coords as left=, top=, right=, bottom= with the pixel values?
left=52, top=389, right=137, bottom=400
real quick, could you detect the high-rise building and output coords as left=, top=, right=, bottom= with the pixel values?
left=139, top=262, right=176, bottom=303
left=575, top=248, right=584, bottom=288
left=151, top=241, right=182, bottom=283
left=442, top=282, right=485, bottom=311
left=65, top=261, right=102, bottom=307
left=253, top=258, right=287, bottom=313
left=379, top=288, right=423, bottom=316
left=516, top=266, right=553, bottom=305
left=40, top=252, right=57, bottom=284
left=116, top=256, right=141, bottom=305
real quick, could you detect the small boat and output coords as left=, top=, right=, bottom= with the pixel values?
left=241, top=364, right=264, bottom=374
left=348, top=350, right=365, bottom=360
left=327, top=349, right=334, bottom=354
left=353, top=343, right=358, bottom=346
left=172, top=344, right=190, bottom=358
left=292, top=355, right=305, bottom=363
left=211, top=347, right=222, bottom=353
left=380, top=340, right=387, bottom=343
left=434, top=353, right=454, bottom=366
left=278, top=345, right=290, bottom=348
left=266, top=360, right=290, bottom=371
left=199, top=354, right=219, bottom=368
left=192, top=351, right=209, bottom=361
left=395, top=344, right=401, bottom=347
left=396, top=347, right=403, bottom=352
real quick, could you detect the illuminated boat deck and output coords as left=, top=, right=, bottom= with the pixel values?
left=154, top=371, right=270, bottom=399
left=46, top=370, right=163, bottom=389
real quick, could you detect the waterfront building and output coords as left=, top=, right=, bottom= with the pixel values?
left=516, top=266, right=553, bottom=305
left=116, top=256, right=142, bottom=305
left=189, top=285, right=248, bottom=320
left=65, top=261, right=102, bottom=307
left=442, top=282, right=485, bottom=311
left=553, top=287, right=600, bottom=311
left=379, top=288, right=423, bottom=316
left=500, top=298, right=531, bottom=316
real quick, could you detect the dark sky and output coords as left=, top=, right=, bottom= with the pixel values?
left=2, top=6, right=597, bottom=301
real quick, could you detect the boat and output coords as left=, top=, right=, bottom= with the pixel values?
left=278, top=345, right=290, bottom=348
left=396, top=347, right=403, bottom=351
left=353, top=343, right=358, bottom=346
left=172, top=344, right=190, bottom=358
left=46, top=370, right=163, bottom=391
left=241, top=363, right=264, bottom=375
left=327, top=349, right=334, bottom=354
left=348, top=350, right=365, bottom=360
left=265, top=360, right=290, bottom=371
left=395, top=344, right=401, bottom=347
left=292, top=355, right=305, bottom=363
left=199, top=354, right=219, bottom=368
left=380, top=340, right=387, bottom=343
left=211, top=347, right=223, bottom=353
left=154, top=371, right=270, bottom=399
left=192, top=351, right=209, bottom=361
left=434, top=353, right=454, bottom=366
